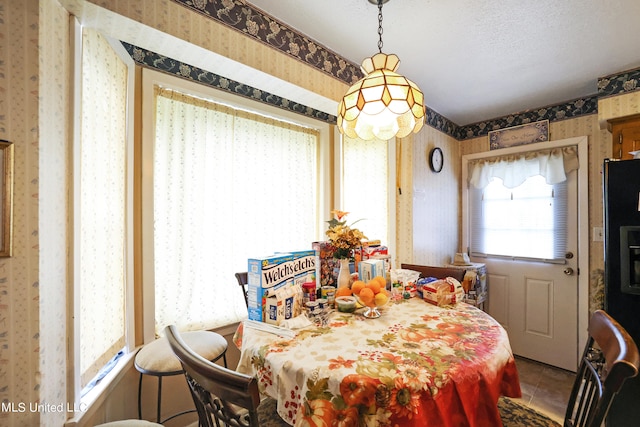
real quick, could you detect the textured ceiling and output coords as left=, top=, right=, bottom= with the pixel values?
left=246, top=0, right=640, bottom=125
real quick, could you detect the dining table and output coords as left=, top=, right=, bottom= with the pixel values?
left=233, top=296, right=522, bottom=427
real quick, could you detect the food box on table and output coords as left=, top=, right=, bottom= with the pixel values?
left=358, top=259, right=386, bottom=282
left=278, top=250, right=317, bottom=287
left=247, top=254, right=294, bottom=322
left=264, top=284, right=303, bottom=325
left=312, top=241, right=341, bottom=287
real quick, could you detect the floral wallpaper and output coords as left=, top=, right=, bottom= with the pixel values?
left=0, top=0, right=43, bottom=426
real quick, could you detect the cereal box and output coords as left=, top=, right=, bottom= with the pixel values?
left=247, top=254, right=294, bottom=322
left=312, top=241, right=341, bottom=287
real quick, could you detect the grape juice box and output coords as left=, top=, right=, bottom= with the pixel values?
left=247, top=254, right=294, bottom=322
left=282, top=250, right=317, bottom=287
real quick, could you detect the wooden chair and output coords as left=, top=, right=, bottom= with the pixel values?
left=499, top=309, right=640, bottom=427
left=236, top=272, right=249, bottom=308
left=165, top=324, right=288, bottom=427
left=400, top=263, right=466, bottom=283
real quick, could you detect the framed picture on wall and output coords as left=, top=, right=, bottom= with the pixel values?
left=488, top=120, right=549, bottom=150
left=0, top=140, right=14, bottom=257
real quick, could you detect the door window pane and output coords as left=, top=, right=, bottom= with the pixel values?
left=470, top=175, right=567, bottom=261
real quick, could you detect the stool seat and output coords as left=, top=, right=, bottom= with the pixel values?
left=96, top=421, right=163, bottom=426
left=135, top=330, right=228, bottom=375
left=135, top=330, right=228, bottom=423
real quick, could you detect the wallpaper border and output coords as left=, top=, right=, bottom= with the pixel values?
left=122, top=42, right=337, bottom=124
left=598, top=66, right=640, bottom=98
left=456, top=96, right=599, bottom=140
left=172, top=0, right=363, bottom=86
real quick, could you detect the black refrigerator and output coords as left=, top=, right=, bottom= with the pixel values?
left=603, top=158, right=640, bottom=426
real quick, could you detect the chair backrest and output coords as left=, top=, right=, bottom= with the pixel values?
left=165, top=325, right=261, bottom=427
left=236, top=272, right=249, bottom=308
left=564, top=310, right=640, bottom=427
left=400, top=263, right=466, bottom=283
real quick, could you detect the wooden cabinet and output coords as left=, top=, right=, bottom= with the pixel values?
left=608, top=115, right=640, bottom=160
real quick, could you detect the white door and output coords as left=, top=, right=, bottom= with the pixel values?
left=464, top=147, right=580, bottom=372
left=482, top=172, right=578, bottom=371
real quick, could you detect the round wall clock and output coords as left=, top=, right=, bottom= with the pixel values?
left=429, top=147, right=443, bottom=173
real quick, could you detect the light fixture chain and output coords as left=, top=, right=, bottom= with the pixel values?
left=377, top=0, right=384, bottom=53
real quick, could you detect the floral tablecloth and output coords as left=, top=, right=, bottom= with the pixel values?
left=234, top=298, right=521, bottom=427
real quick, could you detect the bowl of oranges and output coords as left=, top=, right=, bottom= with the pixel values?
left=350, top=276, right=390, bottom=319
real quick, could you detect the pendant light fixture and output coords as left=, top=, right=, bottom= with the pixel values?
left=337, top=0, right=426, bottom=141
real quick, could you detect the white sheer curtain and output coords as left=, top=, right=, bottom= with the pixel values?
left=153, top=88, right=319, bottom=334
left=79, top=29, right=128, bottom=388
left=469, top=146, right=579, bottom=189
left=342, top=136, right=389, bottom=245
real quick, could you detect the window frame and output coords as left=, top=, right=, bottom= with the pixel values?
left=139, top=68, right=332, bottom=342
left=335, top=135, right=397, bottom=257
left=70, top=23, right=137, bottom=411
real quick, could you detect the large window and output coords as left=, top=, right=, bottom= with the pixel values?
left=341, top=136, right=391, bottom=246
left=74, top=28, right=132, bottom=394
left=144, top=75, right=327, bottom=335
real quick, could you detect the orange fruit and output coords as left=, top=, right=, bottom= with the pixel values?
left=335, top=287, right=352, bottom=297
left=358, top=288, right=375, bottom=306
left=351, top=280, right=366, bottom=296
left=366, top=280, right=381, bottom=295
left=373, top=276, right=387, bottom=289
left=374, top=292, right=389, bottom=307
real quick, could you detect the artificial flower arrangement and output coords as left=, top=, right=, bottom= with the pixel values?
left=325, top=210, right=367, bottom=259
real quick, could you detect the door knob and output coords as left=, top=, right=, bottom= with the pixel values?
left=563, top=267, right=574, bottom=276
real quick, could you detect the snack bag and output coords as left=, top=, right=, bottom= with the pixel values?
left=390, top=269, right=421, bottom=300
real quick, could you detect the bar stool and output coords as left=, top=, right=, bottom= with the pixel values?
left=96, top=421, right=163, bottom=426
left=135, top=330, right=228, bottom=423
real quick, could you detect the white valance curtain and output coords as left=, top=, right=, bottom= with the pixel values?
left=469, top=146, right=579, bottom=189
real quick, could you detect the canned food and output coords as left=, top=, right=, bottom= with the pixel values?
left=305, top=301, right=319, bottom=313
left=302, top=282, right=317, bottom=303
left=326, top=290, right=335, bottom=307
left=321, top=286, right=335, bottom=297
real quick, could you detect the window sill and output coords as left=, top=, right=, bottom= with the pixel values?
left=64, top=351, right=136, bottom=427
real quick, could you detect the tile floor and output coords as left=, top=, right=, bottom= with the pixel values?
left=512, top=356, right=576, bottom=423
